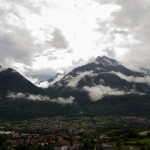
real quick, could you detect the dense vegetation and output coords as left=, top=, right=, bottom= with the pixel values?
left=0, top=93, right=150, bottom=120
left=0, top=98, right=79, bottom=120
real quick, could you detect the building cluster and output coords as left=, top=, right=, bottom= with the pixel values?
left=5, top=133, right=84, bottom=149
left=1, top=116, right=148, bottom=149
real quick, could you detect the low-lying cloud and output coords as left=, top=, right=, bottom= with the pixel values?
left=66, top=71, right=96, bottom=87
left=7, top=92, right=74, bottom=105
left=36, top=73, right=65, bottom=88
left=83, top=85, right=125, bottom=101
left=111, top=71, right=150, bottom=85
left=36, top=81, right=50, bottom=88
left=83, top=85, right=143, bottom=101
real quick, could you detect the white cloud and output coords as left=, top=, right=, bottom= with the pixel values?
left=111, top=71, right=150, bottom=85
left=7, top=92, right=74, bottom=105
left=83, top=84, right=144, bottom=101
left=96, top=0, right=150, bottom=69
left=83, top=85, right=126, bottom=101
left=11, top=64, right=57, bottom=83
left=36, top=81, right=50, bottom=88
left=103, top=47, right=116, bottom=58
left=51, top=96, right=74, bottom=105
left=0, top=67, right=7, bottom=72
left=49, top=28, right=69, bottom=49
left=0, top=0, right=121, bottom=81
left=66, top=71, right=96, bottom=87
left=7, top=92, right=25, bottom=99
left=36, top=72, right=65, bottom=88
left=1, top=0, right=150, bottom=81
left=49, top=73, right=65, bottom=85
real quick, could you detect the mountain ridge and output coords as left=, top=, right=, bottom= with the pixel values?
left=0, top=67, right=45, bottom=97
left=0, top=56, right=150, bottom=119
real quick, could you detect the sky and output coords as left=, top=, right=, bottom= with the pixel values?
left=1, top=0, right=150, bottom=83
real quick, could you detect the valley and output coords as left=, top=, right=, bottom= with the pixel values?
left=0, top=116, right=150, bottom=149
left=0, top=56, right=150, bottom=149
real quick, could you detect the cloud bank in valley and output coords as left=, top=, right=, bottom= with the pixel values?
left=36, top=81, right=50, bottom=88
left=83, top=85, right=143, bottom=101
left=83, top=85, right=125, bottom=101
left=111, top=71, right=150, bottom=85
left=7, top=92, right=74, bottom=105
left=66, top=71, right=96, bottom=87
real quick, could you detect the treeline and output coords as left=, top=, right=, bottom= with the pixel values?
left=0, top=98, right=78, bottom=120
left=0, top=93, right=150, bottom=120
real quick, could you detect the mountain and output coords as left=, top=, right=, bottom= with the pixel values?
left=48, top=56, right=150, bottom=116
left=48, top=73, right=65, bottom=86
left=140, top=68, right=150, bottom=75
left=51, top=56, right=150, bottom=94
left=0, top=67, right=44, bottom=97
left=1, top=56, right=150, bottom=119
left=0, top=67, right=78, bottom=119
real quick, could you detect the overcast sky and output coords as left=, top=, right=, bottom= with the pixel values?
left=1, top=0, right=150, bottom=82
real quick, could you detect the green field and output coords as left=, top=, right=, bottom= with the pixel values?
left=121, top=146, right=140, bottom=150
left=126, top=138, right=150, bottom=145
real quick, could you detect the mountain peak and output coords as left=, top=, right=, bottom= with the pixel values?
left=0, top=67, right=8, bottom=72
left=96, top=56, right=119, bottom=66
left=55, top=72, right=65, bottom=77
left=0, top=67, right=17, bottom=74
left=48, top=72, right=65, bottom=85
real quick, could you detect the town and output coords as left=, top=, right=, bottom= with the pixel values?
left=0, top=116, right=150, bottom=150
